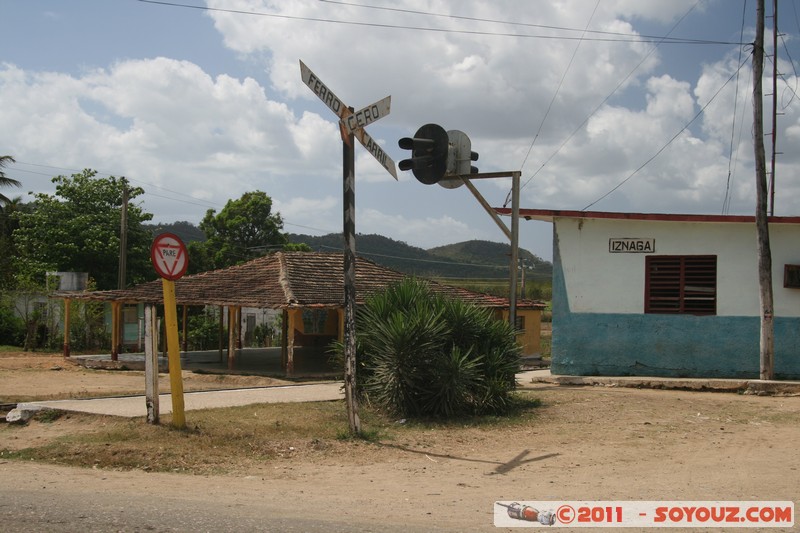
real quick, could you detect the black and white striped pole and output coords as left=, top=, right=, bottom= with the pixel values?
left=300, top=61, right=397, bottom=435
left=342, top=109, right=360, bottom=434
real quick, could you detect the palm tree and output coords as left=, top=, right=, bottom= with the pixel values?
left=0, top=156, right=21, bottom=206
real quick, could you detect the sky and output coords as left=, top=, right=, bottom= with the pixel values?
left=2, top=0, right=800, bottom=263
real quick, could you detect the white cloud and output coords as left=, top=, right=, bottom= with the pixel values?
left=359, top=208, right=487, bottom=249
left=4, top=0, right=800, bottom=262
left=274, top=195, right=337, bottom=223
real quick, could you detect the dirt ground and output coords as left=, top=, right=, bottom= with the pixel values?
left=0, top=351, right=292, bottom=403
left=1, top=351, right=799, bottom=531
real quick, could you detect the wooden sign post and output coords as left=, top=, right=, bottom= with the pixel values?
left=300, top=60, right=397, bottom=435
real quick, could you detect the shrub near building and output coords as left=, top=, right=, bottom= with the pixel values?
left=352, top=278, right=521, bottom=418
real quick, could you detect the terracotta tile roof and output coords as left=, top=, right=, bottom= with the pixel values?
left=56, top=251, right=544, bottom=310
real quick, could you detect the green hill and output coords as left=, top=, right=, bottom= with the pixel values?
left=286, top=233, right=552, bottom=282
left=146, top=221, right=553, bottom=289
left=145, top=221, right=206, bottom=244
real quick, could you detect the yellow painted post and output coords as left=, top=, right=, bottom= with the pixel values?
left=161, top=278, right=186, bottom=428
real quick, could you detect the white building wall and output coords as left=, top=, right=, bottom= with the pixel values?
left=556, top=217, right=800, bottom=317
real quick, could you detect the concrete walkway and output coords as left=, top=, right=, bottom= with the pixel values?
left=15, top=370, right=800, bottom=420
left=19, top=382, right=344, bottom=418
left=520, top=369, right=800, bottom=395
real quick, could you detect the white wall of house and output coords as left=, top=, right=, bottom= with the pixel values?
left=556, top=217, right=800, bottom=317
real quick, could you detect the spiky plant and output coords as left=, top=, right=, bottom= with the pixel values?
left=353, top=278, right=521, bottom=418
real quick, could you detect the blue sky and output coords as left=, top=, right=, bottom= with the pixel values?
left=2, top=0, right=799, bottom=263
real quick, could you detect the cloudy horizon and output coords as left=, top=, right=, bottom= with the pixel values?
left=3, top=0, right=798, bottom=261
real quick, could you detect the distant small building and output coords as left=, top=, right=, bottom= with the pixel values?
left=501, top=209, right=800, bottom=379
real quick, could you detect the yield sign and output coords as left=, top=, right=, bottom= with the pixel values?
left=300, top=60, right=397, bottom=180
left=150, top=233, right=189, bottom=281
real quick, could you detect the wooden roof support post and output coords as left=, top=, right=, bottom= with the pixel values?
left=111, top=301, right=120, bottom=361
left=218, top=306, right=224, bottom=363
left=236, top=306, right=242, bottom=349
left=62, top=298, right=71, bottom=358
left=227, top=306, right=237, bottom=370
left=337, top=307, right=345, bottom=343
left=181, top=304, right=188, bottom=353
left=286, top=309, right=296, bottom=376
left=280, top=309, right=288, bottom=370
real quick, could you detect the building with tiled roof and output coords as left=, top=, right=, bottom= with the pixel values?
left=56, top=252, right=544, bottom=374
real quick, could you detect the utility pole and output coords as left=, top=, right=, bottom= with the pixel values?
left=769, top=0, right=779, bottom=216
left=118, top=178, right=129, bottom=290
left=753, top=0, right=775, bottom=380
left=114, top=177, right=129, bottom=361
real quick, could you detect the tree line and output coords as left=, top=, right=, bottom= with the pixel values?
left=0, top=166, right=304, bottom=348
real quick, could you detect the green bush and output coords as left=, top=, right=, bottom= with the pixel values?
left=349, top=278, right=520, bottom=418
left=187, top=309, right=223, bottom=351
left=67, top=300, right=109, bottom=351
left=0, top=299, right=24, bottom=346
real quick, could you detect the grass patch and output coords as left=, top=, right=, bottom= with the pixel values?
left=1, top=394, right=544, bottom=475
left=0, top=345, right=24, bottom=352
left=33, top=409, right=65, bottom=423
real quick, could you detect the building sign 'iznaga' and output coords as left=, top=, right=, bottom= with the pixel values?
left=609, top=238, right=655, bottom=253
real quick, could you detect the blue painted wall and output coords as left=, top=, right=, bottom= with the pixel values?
left=551, top=236, right=800, bottom=379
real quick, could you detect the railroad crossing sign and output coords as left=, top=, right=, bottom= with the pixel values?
left=150, top=232, right=188, bottom=281
left=300, top=60, right=397, bottom=180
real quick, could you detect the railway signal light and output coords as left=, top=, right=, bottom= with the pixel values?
left=398, top=123, right=449, bottom=184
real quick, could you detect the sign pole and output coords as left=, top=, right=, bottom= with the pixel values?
left=343, top=110, right=361, bottom=435
left=300, top=60, right=397, bottom=436
left=150, top=232, right=189, bottom=429
left=162, top=278, right=186, bottom=428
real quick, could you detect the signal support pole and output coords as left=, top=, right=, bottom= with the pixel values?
left=458, top=171, right=521, bottom=331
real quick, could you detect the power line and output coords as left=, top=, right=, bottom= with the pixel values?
left=317, top=0, right=736, bottom=45
left=9, top=159, right=338, bottom=234
left=582, top=55, right=750, bottom=211
left=723, top=0, right=749, bottom=215
left=518, top=1, right=704, bottom=197
left=136, top=0, right=742, bottom=44
left=517, top=0, right=600, bottom=177
left=313, top=243, right=511, bottom=269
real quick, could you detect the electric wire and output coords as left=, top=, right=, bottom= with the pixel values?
left=518, top=1, right=702, bottom=198
left=311, top=243, right=512, bottom=269
left=518, top=0, right=600, bottom=175
left=582, top=55, right=751, bottom=211
left=316, top=0, right=729, bottom=45
left=9, top=160, right=338, bottom=236
left=778, top=33, right=800, bottom=107
left=136, top=0, right=742, bottom=44
left=723, top=0, right=749, bottom=215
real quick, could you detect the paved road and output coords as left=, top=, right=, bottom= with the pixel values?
left=0, top=462, right=461, bottom=533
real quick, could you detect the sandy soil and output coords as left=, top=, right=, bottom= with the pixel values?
left=1, top=351, right=799, bottom=531
left=0, top=351, right=292, bottom=403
